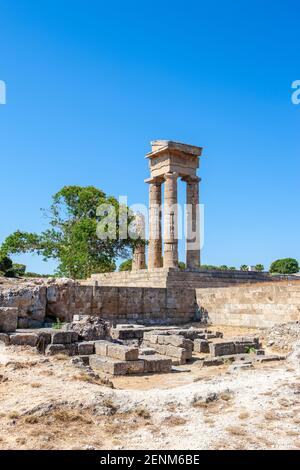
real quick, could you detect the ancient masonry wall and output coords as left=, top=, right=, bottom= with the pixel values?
left=196, top=281, right=300, bottom=328
left=0, top=284, right=196, bottom=327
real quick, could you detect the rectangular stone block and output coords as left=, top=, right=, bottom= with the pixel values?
left=51, top=331, right=78, bottom=344
left=45, top=343, right=78, bottom=356
left=165, top=345, right=187, bottom=363
left=10, top=333, right=39, bottom=347
left=209, top=341, right=235, bottom=357
left=194, top=339, right=210, bottom=353
left=143, top=332, right=160, bottom=343
left=107, top=343, right=139, bottom=361
left=90, top=355, right=144, bottom=375
left=77, top=341, right=95, bottom=355
left=94, top=340, right=110, bottom=356
left=152, top=343, right=167, bottom=355
left=234, top=341, right=258, bottom=354
left=140, top=355, right=172, bottom=373
left=0, top=307, right=18, bottom=333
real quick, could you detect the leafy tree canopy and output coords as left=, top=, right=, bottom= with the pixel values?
left=119, top=259, right=132, bottom=271
left=1, top=186, right=140, bottom=279
left=270, top=258, right=299, bottom=274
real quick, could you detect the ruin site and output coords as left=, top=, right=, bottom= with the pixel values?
left=1, top=140, right=300, bottom=451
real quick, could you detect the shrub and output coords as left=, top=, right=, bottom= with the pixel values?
left=270, top=258, right=299, bottom=274
left=255, top=264, right=264, bottom=272
left=0, top=255, right=13, bottom=272
left=219, top=265, right=229, bottom=271
left=119, top=259, right=132, bottom=272
left=12, top=263, right=26, bottom=276
left=200, top=265, right=219, bottom=271
left=178, top=261, right=186, bottom=270
left=0, top=255, right=15, bottom=277
left=240, top=265, right=249, bottom=271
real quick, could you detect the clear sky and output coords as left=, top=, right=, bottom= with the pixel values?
left=0, top=0, right=299, bottom=274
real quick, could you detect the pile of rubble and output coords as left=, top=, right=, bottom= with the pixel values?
left=262, top=321, right=300, bottom=352
left=0, top=315, right=287, bottom=376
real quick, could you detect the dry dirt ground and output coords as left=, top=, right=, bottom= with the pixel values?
left=1, top=326, right=300, bottom=450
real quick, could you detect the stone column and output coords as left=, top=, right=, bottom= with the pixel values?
left=148, top=179, right=162, bottom=268
left=186, top=176, right=201, bottom=269
left=132, top=244, right=146, bottom=270
left=163, top=172, right=178, bottom=269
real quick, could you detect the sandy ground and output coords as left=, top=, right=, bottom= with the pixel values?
left=1, top=329, right=300, bottom=451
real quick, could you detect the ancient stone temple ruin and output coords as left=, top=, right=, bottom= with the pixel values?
left=145, top=140, right=202, bottom=270
left=91, top=140, right=274, bottom=289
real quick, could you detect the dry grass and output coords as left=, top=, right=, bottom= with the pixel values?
left=72, top=372, right=114, bottom=388
left=52, top=354, right=69, bottom=361
left=50, top=408, right=93, bottom=424
left=264, top=410, right=279, bottom=421
left=163, top=415, right=187, bottom=427
left=102, top=398, right=119, bottom=415
left=238, top=412, right=250, bottom=420
left=7, top=411, right=20, bottom=419
left=135, top=407, right=151, bottom=420
left=225, top=425, right=247, bottom=436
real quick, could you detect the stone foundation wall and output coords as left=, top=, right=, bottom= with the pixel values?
left=48, top=285, right=196, bottom=325
left=1, top=282, right=196, bottom=328
left=89, top=268, right=281, bottom=289
left=196, top=281, right=300, bottom=328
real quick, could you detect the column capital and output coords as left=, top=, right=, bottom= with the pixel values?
left=144, top=176, right=164, bottom=185
left=164, top=172, right=178, bottom=181
left=182, top=175, right=201, bottom=184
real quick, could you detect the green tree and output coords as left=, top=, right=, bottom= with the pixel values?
left=178, top=261, right=186, bottom=270
left=255, top=264, right=264, bottom=272
left=240, top=265, right=249, bottom=271
left=0, top=254, right=14, bottom=277
left=119, top=259, right=132, bottom=271
left=270, top=258, right=299, bottom=274
left=219, top=265, right=229, bottom=271
left=1, top=186, right=140, bottom=279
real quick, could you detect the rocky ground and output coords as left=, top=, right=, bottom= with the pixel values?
left=1, top=325, right=300, bottom=450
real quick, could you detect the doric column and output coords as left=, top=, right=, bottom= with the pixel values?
left=185, top=176, right=201, bottom=269
left=163, top=172, right=178, bottom=269
left=132, top=244, right=146, bottom=270
left=147, top=179, right=162, bottom=268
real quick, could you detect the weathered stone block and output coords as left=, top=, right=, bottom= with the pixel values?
left=165, top=345, right=187, bottom=363
left=51, top=331, right=78, bottom=344
left=194, top=339, right=210, bottom=353
left=255, top=354, right=286, bottom=363
left=141, top=354, right=172, bottom=373
left=209, top=341, right=235, bottom=357
left=94, top=340, right=110, bottom=356
left=107, top=343, right=139, bottom=361
left=0, top=307, right=18, bottom=333
left=90, top=355, right=144, bottom=375
left=234, top=341, right=258, bottom=354
left=45, top=343, right=78, bottom=356
left=152, top=343, right=167, bottom=355
left=10, top=333, right=39, bottom=347
left=77, top=341, right=95, bottom=355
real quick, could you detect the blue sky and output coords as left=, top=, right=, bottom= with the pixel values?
left=0, top=0, right=299, bottom=273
